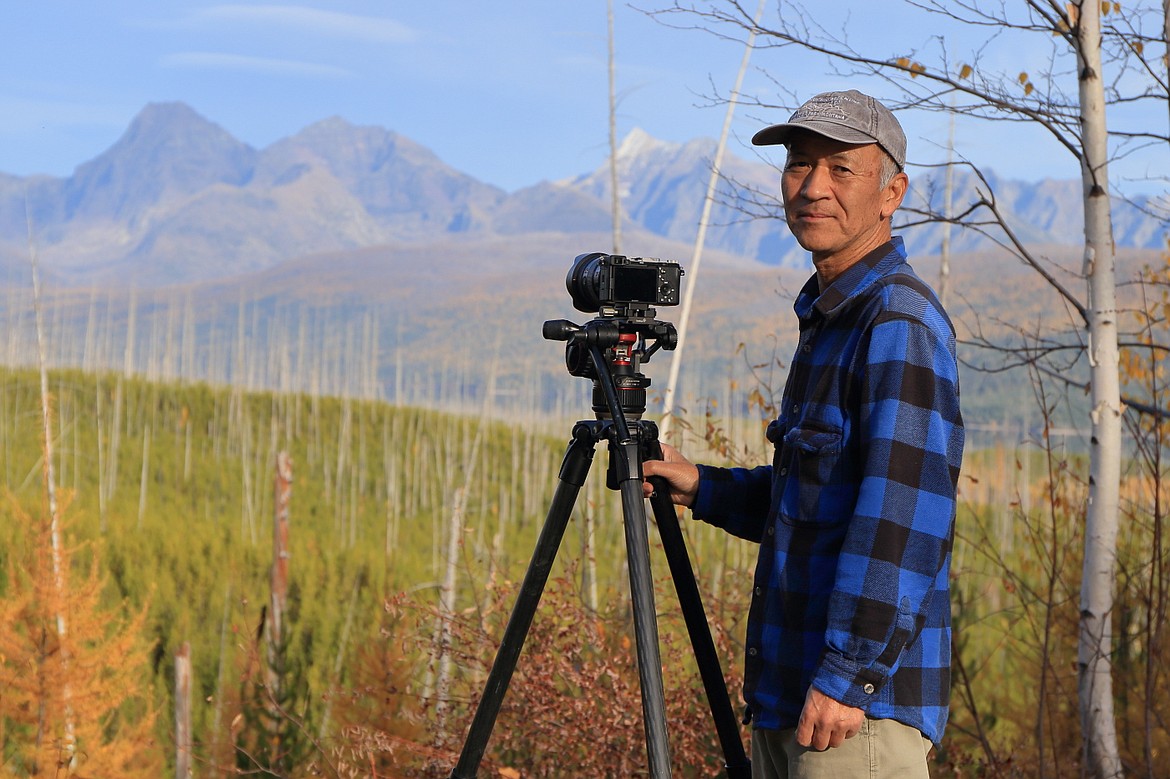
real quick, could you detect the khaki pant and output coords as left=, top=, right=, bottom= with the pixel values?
left=751, top=718, right=933, bottom=779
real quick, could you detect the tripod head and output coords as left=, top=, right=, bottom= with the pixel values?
left=543, top=314, right=677, bottom=422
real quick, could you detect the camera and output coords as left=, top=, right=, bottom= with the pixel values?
left=566, top=252, right=683, bottom=315
left=545, top=251, right=683, bottom=420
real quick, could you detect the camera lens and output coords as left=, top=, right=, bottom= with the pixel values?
left=566, top=252, right=606, bottom=313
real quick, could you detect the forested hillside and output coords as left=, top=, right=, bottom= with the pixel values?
left=0, top=366, right=584, bottom=773
left=1, top=361, right=789, bottom=774
left=2, top=353, right=1169, bottom=775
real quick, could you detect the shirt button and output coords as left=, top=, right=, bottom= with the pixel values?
left=766, top=526, right=775, bottom=536
left=863, top=683, right=875, bottom=695
left=753, top=586, right=762, bottom=596
left=791, top=404, right=800, bottom=414
left=779, top=467, right=788, bottom=476
left=748, top=647, right=758, bottom=657
left=802, top=344, right=811, bottom=353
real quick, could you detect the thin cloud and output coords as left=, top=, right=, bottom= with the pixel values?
left=193, top=5, right=419, bottom=44
left=161, top=52, right=353, bottom=78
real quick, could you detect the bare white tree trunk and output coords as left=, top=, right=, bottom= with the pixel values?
left=1074, top=3, right=1123, bottom=777
left=96, top=381, right=108, bottom=531
left=607, top=0, right=622, bottom=255
left=175, top=643, right=193, bottom=779
left=137, top=424, right=151, bottom=530
left=26, top=203, right=77, bottom=768
left=938, top=108, right=955, bottom=308
left=433, top=483, right=467, bottom=738
left=267, top=450, right=293, bottom=769
left=433, top=357, right=497, bottom=738
left=660, top=0, right=765, bottom=438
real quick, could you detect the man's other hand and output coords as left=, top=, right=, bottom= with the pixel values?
left=641, top=443, right=699, bottom=508
left=795, top=687, right=865, bottom=750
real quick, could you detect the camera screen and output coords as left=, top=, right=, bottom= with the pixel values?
left=613, top=266, right=660, bottom=303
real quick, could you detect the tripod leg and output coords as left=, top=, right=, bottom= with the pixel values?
left=449, top=427, right=597, bottom=779
left=614, top=441, right=674, bottom=779
left=648, top=480, right=752, bottom=779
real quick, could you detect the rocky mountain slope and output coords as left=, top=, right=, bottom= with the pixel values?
left=1, top=102, right=1163, bottom=288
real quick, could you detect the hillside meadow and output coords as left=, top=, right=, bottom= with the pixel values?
left=0, top=365, right=761, bottom=775
left=0, top=357, right=1167, bottom=776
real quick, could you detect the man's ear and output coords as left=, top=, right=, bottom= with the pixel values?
left=882, top=171, right=909, bottom=220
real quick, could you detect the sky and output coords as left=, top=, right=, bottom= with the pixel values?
left=3, top=2, right=1166, bottom=195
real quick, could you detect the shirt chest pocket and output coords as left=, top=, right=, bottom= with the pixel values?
left=778, top=423, right=848, bottom=527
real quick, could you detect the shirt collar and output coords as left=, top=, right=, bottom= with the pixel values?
left=794, top=236, right=906, bottom=321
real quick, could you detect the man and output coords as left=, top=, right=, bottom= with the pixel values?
left=643, top=90, right=964, bottom=778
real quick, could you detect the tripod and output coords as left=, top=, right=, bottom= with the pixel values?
left=448, top=316, right=750, bottom=778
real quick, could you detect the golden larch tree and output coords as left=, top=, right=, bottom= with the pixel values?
left=0, top=494, right=163, bottom=777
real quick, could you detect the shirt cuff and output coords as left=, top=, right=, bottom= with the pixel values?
left=812, top=651, right=889, bottom=710
left=690, top=464, right=727, bottom=521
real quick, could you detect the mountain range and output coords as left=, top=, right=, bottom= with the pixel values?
left=1, top=101, right=1164, bottom=288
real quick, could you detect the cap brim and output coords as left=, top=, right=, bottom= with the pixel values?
left=751, top=120, right=878, bottom=148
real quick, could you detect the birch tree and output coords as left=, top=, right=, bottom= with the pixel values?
left=1074, top=5, right=1123, bottom=775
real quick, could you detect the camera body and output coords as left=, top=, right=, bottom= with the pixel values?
left=566, top=252, right=683, bottom=316
left=546, top=251, right=683, bottom=420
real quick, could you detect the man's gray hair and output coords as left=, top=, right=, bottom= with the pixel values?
left=879, top=150, right=902, bottom=189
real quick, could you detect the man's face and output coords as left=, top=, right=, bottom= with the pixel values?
left=781, top=130, right=907, bottom=280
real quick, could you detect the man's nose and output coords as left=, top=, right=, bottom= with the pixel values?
left=800, top=163, right=831, bottom=200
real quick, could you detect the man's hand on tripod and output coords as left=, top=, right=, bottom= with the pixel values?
left=642, top=443, right=700, bottom=507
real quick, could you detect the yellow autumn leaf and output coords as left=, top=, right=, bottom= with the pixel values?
left=498, top=768, right=522, bottom=779
left=1018, top=71, right=1029, bottom=84
left=959, top=64, right=973, bottom=80
left=1024, top=82, right=1034, bottom=96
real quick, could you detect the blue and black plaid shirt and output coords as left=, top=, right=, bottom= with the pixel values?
left=692, top=237, right=964, bottom=745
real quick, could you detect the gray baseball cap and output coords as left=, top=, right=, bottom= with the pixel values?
left=752, top=89, right=906, bottom=169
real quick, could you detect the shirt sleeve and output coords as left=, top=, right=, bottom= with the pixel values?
left=811, top=313, right=963, bottom=708
left=691, top=463, right=773, bottom=543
